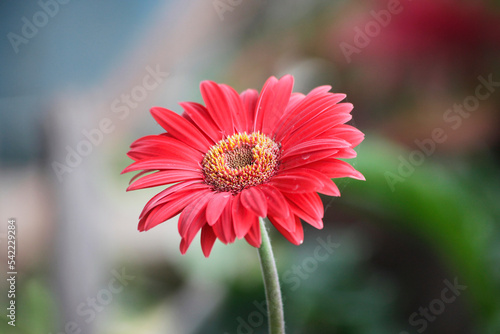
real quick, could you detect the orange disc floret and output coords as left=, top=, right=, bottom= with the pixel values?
left=202, top=132, right=280, bottom=193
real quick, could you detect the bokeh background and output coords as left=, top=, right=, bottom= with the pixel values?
left=1, top=0, right=500, bottom=333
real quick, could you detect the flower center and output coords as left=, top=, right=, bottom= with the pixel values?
left=201, top=132, right=281, bottom=193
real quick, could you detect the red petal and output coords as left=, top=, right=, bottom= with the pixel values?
left=129, top=135, right=203, bottom=162
left=222, top=196, right=236, bottom=244
left=127, top=170, right=202, bottom=191
left=331, top=147, right=357, bottom=159
left=150, top=107, right=211, bottom=152
left=200, top=81, right=235, bottom=136
left=200, top=224, right=217, bottom=257
left=325, top=124, right=365, bottom=148
left=179, top=239, right=188, bottom=254
left=269, top=169, right=324, bottom=193
left=258, top=184, right=290, bottom=219
left=121, top=157, right=199, bottom=174
left=220, top=84, right=247, bottom=133
left=307, top=85, right=335, bottom=97
left=317, top=177, right=340, bottom=197
left=232, top=193, right=257, bottom=238
left=279, top=86, right=333, bottom=133
left=138, top=209, right=152, bottom=231
left=179, top=194, right=213, bottom=254
left=212, top=196, right=236, bottom=244
left=206, top=192, right=232, bottom=225
left=266, top=211, right=295, bottom=232
left=180, top=102, right=222, bottom=143
left=281, top=112, right=352, bottom=148
left=274, top=86, right=343, bottom=140
left=127, top=149, right=157, bottom=161
left=240, top=89, right=259, bottom=132
left=284, top=92, right=305, bottom=113
left=276, top=96, right=349, bottom=142
left=128, top=170, right=153, bottom=184
left=130, top=134, right=160, bottom=148
left=178, top=191, right=213, bottom=245
left=139, top=181, right=207, bottom=219
left=301, top=158, right=365, bottom=180
left=141, top=203, right=179, bottom=232
left=281, top=149, right=338, bottom=170
left=180, top=211, right=206, bottom=254
left=284, top=192, right=324, bottom=229
left=296, top=168, right=341, bottom=196
left=281, top=138, right=351, bottom=159
left=269, top=214, right=304, bottom=245
left=211, top=222, right=227, bottom=244
left=285, top=192, right=323, bottom=218
left=143, top=188, right=209, bottom=231
left=244, top=220, right=262, bottom=248
left=255, top=75, right=294, bottom=136
left=253, top=76, right=277, bottom=131
left=240, top=187, right=268, bottom=217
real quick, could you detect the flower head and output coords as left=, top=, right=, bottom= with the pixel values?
left=202, top=131, right=281, bottom=193
left=122, top=75, right=364, bottom=257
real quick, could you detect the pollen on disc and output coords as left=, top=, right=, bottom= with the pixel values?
left=202, top=132, right=281, bottom=193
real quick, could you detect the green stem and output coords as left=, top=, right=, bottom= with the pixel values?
left=257, top=217, right=285, bottom=334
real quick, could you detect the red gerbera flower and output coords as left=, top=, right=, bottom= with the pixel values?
left=122, top=75, right=364, bottom=257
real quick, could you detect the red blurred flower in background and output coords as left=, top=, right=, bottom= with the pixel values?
left=332, top=0, right=500, bottom=87
left=122, top=75, right=364, bottom=257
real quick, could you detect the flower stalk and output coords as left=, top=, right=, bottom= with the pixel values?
left=257, top=218, right=285, bottom=334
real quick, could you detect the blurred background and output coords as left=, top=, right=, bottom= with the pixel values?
left=1, top=0, right=500, bottom=333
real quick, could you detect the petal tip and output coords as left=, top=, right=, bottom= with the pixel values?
left=180, top=239, right=188, bottom=255
left=149, top=106, right=165, bottom=115
left=353, top=171, right=366, bottom=181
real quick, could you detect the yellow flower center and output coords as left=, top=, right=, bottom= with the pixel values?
left=201, top=132, right=281, bottom=193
